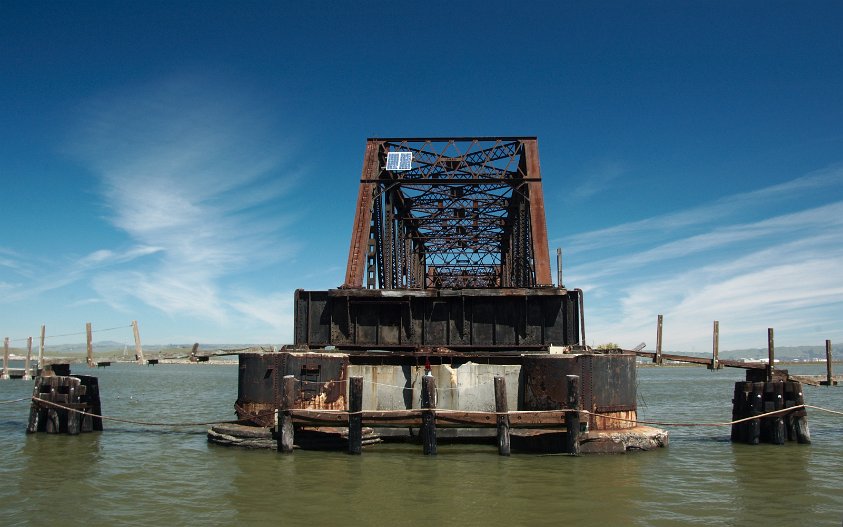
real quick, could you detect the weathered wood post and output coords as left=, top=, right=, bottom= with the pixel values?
left=66, top=379, right=82, bottom=435
left=132, top=320, right=145, bottom=364
left=766, top=328, right=775, bottom=382
left=38, top=324, right=45, bottom=372
left=770, top=381, right=786, bottom=445
left=565, top=375, right=581, bottom=455
left=23, top=336, right=33, bottom=380
left=792, top=382, right=811, bottom=444
left=494, top=375, right=510, bottom=456
left=277, top=375, right=296, bottom=453
left=421, top=374, right=437, bottom=455
left=348, top=376, right=363, bottom=455
left=86, top=322, right=94, bottom=367
left=27, top=379, right=44, bottom=433
left=709, top=321, right=720, bottom=370
left=823, top=339, right=834, bottom=386
left=2, top=337, right=9, bottom=380
left=731, top=382, right=750, bottom=442
left=654, top=315, right=663, bottom=365
left=747, top=382, right=764, bottom=444
left=45, top=378, right=60, bottom=433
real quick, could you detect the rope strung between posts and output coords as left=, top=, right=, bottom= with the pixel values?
left=0, top=397, right=30, bottom=405
left=30, top=396, right=273, bottom=428
left=28, top=396, right=843, bottom=430
left=289, top=404, right=843, bottom=428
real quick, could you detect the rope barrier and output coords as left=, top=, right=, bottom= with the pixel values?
left=26, top=395, right=843, bottom=432
left=0, top=397, right=30, bottom=405
left=30, top=396, right=267, bottom=428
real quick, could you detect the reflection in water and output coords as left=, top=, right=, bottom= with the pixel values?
left=0, top=363, right=840, bottom=526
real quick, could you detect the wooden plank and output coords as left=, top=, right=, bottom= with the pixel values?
left=289, top=409, right=571, bottom=429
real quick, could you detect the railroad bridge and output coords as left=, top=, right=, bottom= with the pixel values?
left=236, top=137, right=659, bottom=453
left=294, top=137, right=584, bottom=351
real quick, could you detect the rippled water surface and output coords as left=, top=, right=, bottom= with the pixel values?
left=1, top=363, right=841, bottom=526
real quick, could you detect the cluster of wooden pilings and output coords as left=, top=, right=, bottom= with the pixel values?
left=26, top=375, right=103, bottom=434
left=276, top=373, right=584, bottom=456
left=730, top=374, right=810, bottom=445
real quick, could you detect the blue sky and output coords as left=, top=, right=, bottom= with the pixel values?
left=1, top=1, right=841, bottom=351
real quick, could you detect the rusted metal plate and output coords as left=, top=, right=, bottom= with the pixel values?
left=520, top=353, right=637, bottom=430
left=294, top=288, right=581, bottom=350
left=236, top=352, right=349, bottom=424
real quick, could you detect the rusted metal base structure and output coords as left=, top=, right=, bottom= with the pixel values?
left=232, top=350, right=665, bottom=453
left=294, top=288, right=583, bottom=350
left=226, top=137, right=664, bottom=454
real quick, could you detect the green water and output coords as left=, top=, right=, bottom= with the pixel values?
left=1, top=363, right=841, bottom=526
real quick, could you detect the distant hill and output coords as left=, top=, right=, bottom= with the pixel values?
left=652, top=345, right=836, bottom=362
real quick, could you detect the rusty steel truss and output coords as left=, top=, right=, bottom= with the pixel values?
left=344, top=137, right=552, bottom=289
left=293, top=136, right=584, bottom=351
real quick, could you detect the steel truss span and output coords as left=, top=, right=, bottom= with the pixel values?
left=344, top=137, right=552, bottom=289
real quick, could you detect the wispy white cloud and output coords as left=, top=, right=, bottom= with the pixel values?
left=560, top=163, right=843, bottom=254
left=569, top=165, right=843, bottom=351
left=66, top=74, right=299, bottom=337
left=0, top=245, right=161, bottom=303
left=569, top=160, right=626, bottom=200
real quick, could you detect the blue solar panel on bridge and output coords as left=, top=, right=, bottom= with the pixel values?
left=386, top=151, right=413, bottom=171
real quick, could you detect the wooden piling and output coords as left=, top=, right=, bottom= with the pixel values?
left=494, top=375, right=510, bottom=456
left=132, top=320, right=145, bottom=365
left=421, top=375, right=437, bottom=455
left=277, top=375, right=296, bottom=453
left=2, top=337, right=9, bottom=380
left=822, top=340, right=834, bottom=386
left=38, top=324, right=45, bottom=372
left=66, top=382, right=82, bottom=435
left=770, top=381, right=786, bottom=445
left=565, top=375, right=581, bottom=455
left=348, top=376, right=363, bottom=455
left=747, top=382, right=764, bottom=444
left=731, top=382, right=750, bottom=442
left=654, top=315, right=663, bottom=365
left=792, top=382, right=811, bottom=444
left=784, top=381, right=798, bottom=441
left=767, top=328, right=774, bottom=382
left=24, top=336, right=33, bottom=380
left=86, top=322, right=94, bottom=367
left=709, top=321, right=720, bottom=370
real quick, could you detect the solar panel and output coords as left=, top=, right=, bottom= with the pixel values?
left=386, top=151, right=412, bottom=171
